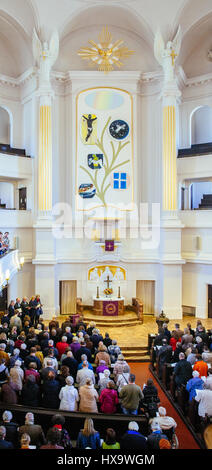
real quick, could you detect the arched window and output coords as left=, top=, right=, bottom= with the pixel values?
left=191, top=106, right=212, bottom=145
left=0, top=107, right=11, bottom=146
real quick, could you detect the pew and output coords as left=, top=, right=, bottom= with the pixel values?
left=0, top=402, right=149, bottom=442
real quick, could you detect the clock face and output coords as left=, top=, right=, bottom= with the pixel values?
left=109, top=119, right=129, bottom=140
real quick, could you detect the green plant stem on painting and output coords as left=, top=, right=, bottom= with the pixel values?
left=80, top=116, right=130, bottom=207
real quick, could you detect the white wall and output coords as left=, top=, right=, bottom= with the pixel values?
left=0, top=107, right=10, bottom=144
left=0, top=182, right=14, bottom=208
left=192, top=181, right=212, bottom=208
left=191, top=106, right=212, bottom=145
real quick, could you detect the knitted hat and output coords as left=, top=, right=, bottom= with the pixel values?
left=159, top=438, right=171, bottom=449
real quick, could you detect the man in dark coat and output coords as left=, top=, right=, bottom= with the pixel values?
left=62, top=351, right=78, bottom=380
left=120, top=421, right=147, bottom=450
left=1, top=410, right=18, bottom=447
left=90, top=329, right=103, bottom=351
left=42, top=371, right=60, bottom=409
left=173, top=352, right=193, bottom=388
left=8, top=300, right=15, bottom=319
left=0, top=426, right=13, bottom=449
left=18, top=412, right=46, bottom=448
left=75, top=342, right=92, bottom=363
left=157, top=339, right=173, bottom=379
left=24, top=347, right=42, bottom=371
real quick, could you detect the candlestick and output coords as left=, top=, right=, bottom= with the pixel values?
left=118, top=286, right=121, bottom=299
left=97, top=286, right=100, bottom=299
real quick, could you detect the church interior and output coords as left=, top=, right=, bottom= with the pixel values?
left=0, top=0, right=212, bottom=453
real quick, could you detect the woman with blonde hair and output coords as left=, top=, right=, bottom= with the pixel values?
left=76, top=418, right=101, bottom=449
left=20, top=433, right=31, bottom=449
left=79, top=378, right=99, bottom=413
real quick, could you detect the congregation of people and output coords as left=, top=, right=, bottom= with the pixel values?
left=0, top=232, right=9, bottom=256
left=154, top=320, right=212, bottom=419
left=0, top=298, right=178, bottom=449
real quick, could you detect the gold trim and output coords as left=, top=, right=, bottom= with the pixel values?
left=88, top=265, right=126, bottom=280
left=76, top=86, right=134, bottom=212
left=163, top=105, right=177, bottom=211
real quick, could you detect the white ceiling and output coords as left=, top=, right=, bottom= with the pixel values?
left=0, top=0, right=211, bottom=78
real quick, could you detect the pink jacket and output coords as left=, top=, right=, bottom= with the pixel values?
left=99, top=388, right=119, bottom=414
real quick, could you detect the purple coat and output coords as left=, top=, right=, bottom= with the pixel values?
left=96, top=365, right=109, bottom=376
left=70, top=342, right=81, bottom=357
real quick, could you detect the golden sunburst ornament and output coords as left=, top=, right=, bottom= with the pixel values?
left=78, top=26, right=134, bottom=73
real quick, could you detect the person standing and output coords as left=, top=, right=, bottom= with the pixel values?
left=119, top=374, right=143, bottom=415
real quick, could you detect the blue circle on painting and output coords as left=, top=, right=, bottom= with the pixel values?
left=109, top=120, right=129, bottom=140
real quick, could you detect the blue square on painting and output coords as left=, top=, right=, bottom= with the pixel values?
left=121, top=173, right=126, bottom=180
left=120, top=181, right=127, bottom=189
left=114, top=173, right=119, bottom=180
left=114, top=180, right=119, bottom=189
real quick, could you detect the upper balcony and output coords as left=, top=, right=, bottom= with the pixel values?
left=0, top=143, right=33, bottom=181
left=0, top=249, right=21, bottom=291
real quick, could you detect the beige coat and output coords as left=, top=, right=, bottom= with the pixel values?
left=95, top=351, right=111, bottom=367
left=9, top=366, right=24, bottom=391
left=79, top=384, right=99, bottom=413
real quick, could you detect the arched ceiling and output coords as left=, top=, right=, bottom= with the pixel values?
left=0, top=0, right=211, bottom=78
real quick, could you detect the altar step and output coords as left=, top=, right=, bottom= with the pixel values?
left=119, top=346, right=149, bottom=362
left=82, top=314, right=142, bottom=328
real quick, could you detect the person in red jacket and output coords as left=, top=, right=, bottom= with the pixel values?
left=56, top=336, right=69, bottom=360
left=99, top=381, right=119, bottom=414
left=193, top=354, right=208, bottom=378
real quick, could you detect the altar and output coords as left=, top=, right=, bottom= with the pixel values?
left=93, top=296, right=124, bottom=316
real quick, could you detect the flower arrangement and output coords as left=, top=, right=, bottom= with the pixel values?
left=104, top=288, right=113, bottom=296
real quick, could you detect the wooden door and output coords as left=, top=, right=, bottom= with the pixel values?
left=19, top=187, right=27, bottom=210
left=136, top=280, right=155, bottom=314
left=60, top=280, right=77, bottom=315
left=208, top=285, right=212, bottom=318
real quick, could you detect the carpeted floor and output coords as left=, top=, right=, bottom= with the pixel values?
left=130, top=362, right=200, bottom=449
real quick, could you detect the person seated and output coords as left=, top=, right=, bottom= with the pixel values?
left=20, top=433, right=34, bottom=449
left=186, top=370, right=204, bottom=401
left=59, top=376, right=79, bottom=411
left=50, top=415, right=72, bottom=450
left=95, top=344, right=111, bottom=367
left=0, top=411, right=18, bottom=447
left=76, top=360, right=95, bottom=388
left=147, top=421, right=171, bottom=450
left=193, top=354, right=208, bottom=378
left=99, top=381, right=119, bottom=414
left=0, top=425, right=13, bottom=449
left=18, top=412, right=46, bottom=449
left=150, top=406, right=177, bottom=432
left=76, top=418, right=101, bottom=449
left=21, top=375, right=40, bottom=407
left=40, top=428, right=64, bottom=449
left=79, top=378, right=99, bottom=413
left=102, top=428, right=120, bottom=449
left=120, top=421, right=147, bottom=450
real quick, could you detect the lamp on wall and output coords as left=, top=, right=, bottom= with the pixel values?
left=5, top=269, right=10, bottom=284
left=20, top=257, right=25, bottom=268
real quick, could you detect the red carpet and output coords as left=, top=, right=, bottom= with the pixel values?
left=130, top=362, right=200, bottom=449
